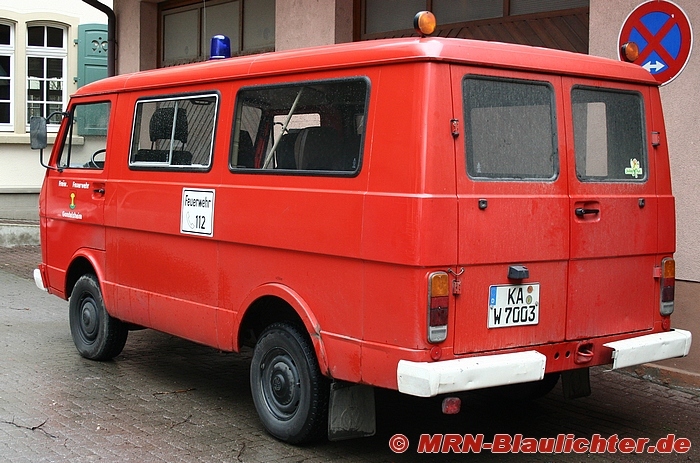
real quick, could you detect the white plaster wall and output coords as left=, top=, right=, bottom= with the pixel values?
left=590, top=0, right=700, bottom=282
left=0, top=1, right=112, bottom=203
left=0, top=0, right=113, bottom=22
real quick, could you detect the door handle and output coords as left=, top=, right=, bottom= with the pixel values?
left=93, top=188, right=105, bottom=195
left=575, top=208, right=599, bottom=217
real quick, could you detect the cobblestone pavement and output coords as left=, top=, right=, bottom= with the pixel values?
left=0, top=245, right=40, bottom=281
left=0, top=254, right=699, bottom=462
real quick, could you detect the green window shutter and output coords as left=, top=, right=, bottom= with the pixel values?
left=77, top=24, right=108, bottom=88
left=77, top=24, right=108, bottom=136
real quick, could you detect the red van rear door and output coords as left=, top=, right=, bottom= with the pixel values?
left=563, top=79, right=658, bottom=339
left=451, top=69, right=569, bottom=354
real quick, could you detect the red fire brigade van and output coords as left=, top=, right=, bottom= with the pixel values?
left=32, top=14, right=690, bottom=444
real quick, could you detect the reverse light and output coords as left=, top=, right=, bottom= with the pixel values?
left=414, top=11, right=437, bottom=37
left=428, top=272, right=449, bottom=343
left=660, top=257, right=675, bottom=315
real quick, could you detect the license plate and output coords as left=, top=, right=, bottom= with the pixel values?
left=488, top=283, right=540, bottom=329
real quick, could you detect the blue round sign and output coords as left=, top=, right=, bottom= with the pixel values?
left=618, top=1, right=693, bottom=85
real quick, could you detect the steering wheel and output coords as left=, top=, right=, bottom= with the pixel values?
left=90, top=148, right=106, bottom=168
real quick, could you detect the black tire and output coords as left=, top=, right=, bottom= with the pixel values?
left=69, top=274, right=128, bottom=360
left=250, top=322, right=329, bottom=444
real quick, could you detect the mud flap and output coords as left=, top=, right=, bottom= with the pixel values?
left=562, top=367, right=591, bottom=399
left=328, top=382, right=376, bottom=441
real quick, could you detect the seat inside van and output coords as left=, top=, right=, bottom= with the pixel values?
left=134, top=107, right=193, bottom=165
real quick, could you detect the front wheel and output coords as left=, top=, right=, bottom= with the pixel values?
left=69, top=274, right=128, bottom=360
left=250, top=322, right=329, bottom=444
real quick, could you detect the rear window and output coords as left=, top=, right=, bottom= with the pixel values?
left=230, top=78, right=368, bottom=175
left=572, top=87, right=647, bottom=182
left=463, top=76, right=557, bottom=180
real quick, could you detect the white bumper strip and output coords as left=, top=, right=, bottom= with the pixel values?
left=33, top=268, right=47, bottom=292
left=604, top=329, right=692, bottom=370
left=397, top=351, right=546, bottom=398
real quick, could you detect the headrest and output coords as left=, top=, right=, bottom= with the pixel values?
left=149, top=107, right=188, bottom=143
left=294, top=126, right=339, bottom=170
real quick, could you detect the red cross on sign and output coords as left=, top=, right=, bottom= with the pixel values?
left=618, top=0, right=693, bottom=85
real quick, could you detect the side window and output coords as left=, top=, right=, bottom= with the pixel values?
left=230, top=78, right=368, bottom=174
left=572, top=88, right=646, bottom=182
left=57, top=101, right=111, bottom=169
left=463, top=76, right=557, bottom=180
left=129, top=94, right=218, bottom=169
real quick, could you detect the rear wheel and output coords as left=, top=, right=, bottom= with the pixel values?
left=69, top=274, right=128, bottom=360
left=250, top=322, right=329, bottom=444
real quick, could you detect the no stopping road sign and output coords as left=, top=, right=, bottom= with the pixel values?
left=618, top=0, right=693, bottom=85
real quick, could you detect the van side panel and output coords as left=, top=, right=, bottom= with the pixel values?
left=361, top=63, right=457, bottom=267
left=648, top=88, right=675, bottom=255
left=359, top=63, right=457, bottom=388
left=104, top=88, right=226, bottom=348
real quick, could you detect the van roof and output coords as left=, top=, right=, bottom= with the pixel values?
left=77, top=37, right=658, bottom=96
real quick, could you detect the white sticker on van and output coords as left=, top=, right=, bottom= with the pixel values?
left=181, top=188, right=215, bottom=237
left=624, top=158, right=643, bottom=179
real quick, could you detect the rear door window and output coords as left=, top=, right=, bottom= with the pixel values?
left=571, top=87, right=647, bottom=182
left=463, top=76, right=557, bottom=180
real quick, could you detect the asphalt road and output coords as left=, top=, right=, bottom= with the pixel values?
left=1, top=267, right=699, bottom=462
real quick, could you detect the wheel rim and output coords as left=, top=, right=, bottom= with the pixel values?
left=259, top=348, right=301, bottom=421
left=78, top=294, right=99, bottom=344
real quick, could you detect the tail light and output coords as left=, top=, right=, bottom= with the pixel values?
left=660, top=257, right=675, bottom=316
left=428, top=272, right=449, bottom=343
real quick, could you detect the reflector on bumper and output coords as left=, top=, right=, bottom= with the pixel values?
left=397, top=351, right=546, bottom=398
left=604, top=329, right=692, bottom=370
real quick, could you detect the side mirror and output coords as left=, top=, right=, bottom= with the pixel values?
left=31, top=112, right=67, bottom=172
left=30, top=116, right=47, bottom=150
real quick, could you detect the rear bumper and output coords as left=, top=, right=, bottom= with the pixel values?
left=397, top=329, right=692, bottom=398
left=604, top=329, right=692, bottom=369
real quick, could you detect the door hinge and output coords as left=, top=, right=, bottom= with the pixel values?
left=452, top=278, right=461, bottom=295
left=450, top=119, right=459, bottom=137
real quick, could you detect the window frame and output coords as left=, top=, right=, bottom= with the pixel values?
left=571, top=85, right=648, bottom=183
left=128, top=91, right=220, bottom=172
left=462, top=74, right=559, bottom=182
left=229, top=76, right=370, bottom=178
left=0, top=21, right=14, bottom=131
left=158, top=0, right=275, bottom=67
left=25, top=22, right=68, bottom=132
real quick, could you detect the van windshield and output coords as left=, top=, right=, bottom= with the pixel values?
left=57, top=101, right=111, bottom=170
